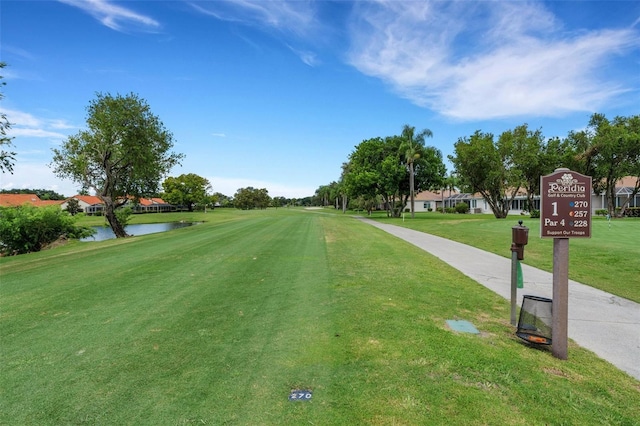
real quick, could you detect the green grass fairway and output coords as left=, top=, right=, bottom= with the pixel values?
left=1, top=209, right=638, bottom=424
left=371, top=212, right=640, bottom=303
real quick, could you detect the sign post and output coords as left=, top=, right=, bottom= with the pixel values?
left=540, top=168, right=592, bottom=360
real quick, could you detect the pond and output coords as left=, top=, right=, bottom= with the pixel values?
left=81, top=222, right=201, bottom=242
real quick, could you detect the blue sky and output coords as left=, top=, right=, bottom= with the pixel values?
left=1, top=1, right=639, bottom=198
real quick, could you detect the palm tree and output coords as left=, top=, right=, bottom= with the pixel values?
left=400, top=124, right=433, bottom=218
left=441, top=173, right=458, bottom=213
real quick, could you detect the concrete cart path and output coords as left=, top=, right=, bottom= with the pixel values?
left=357, top=217, right=640, bottom=381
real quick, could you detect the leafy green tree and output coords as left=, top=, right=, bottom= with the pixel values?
left=255, top=188, right=271, bottom=209
left=622, top=119, right=640, bottom=213
left=212, top=192, right=232, bottom=207
left=315, top=181, right=343, bottom=209
left=115, top=206, right=133, bottom=228
left=162, top=173, right=212, bottom=212
left=314, top=184, right=332, bottom=206
left=343, top=132, right=445, bottom=218
left=233, top=187, right=271, bottom=210
left=577, top=114, right=640, bottom=216
left=454, top=201, right=470, bottom=214
left=0, top=62, right=16, bottom=174
left=337, top=163, right=350, bottom=213
left=0, top=189, right=65, bottom=200
left=400, top=124, right=433, bottom=218
left=499, top=124, right=554, bottom=212
left=271, top=196, right=287, bottom=208
left=449, top=130, right=521, bottom=219
left=0, top=205, right=94, bottom=255
left=561, top=114, right=640, bottom=216
left=440, top=173, right=458, bottom=213
left=343, top=136, right=405, bottom=217
left=51, top=93, right=183, bottom=237
left=64, top=198, right=81, bottom=216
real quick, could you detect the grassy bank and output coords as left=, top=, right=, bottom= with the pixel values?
left=1, top=209, right=638, bottom=424
left=368, top=212, right=640, bottom=303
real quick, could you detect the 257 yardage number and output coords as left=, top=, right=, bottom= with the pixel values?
left=550, top=201, right=589, bottom=216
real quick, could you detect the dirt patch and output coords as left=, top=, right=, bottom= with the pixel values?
left=543, top=367, right=570, bottom=378
left=42, top=235, right=69, bottom=251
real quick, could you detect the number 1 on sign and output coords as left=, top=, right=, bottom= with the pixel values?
left=551, top=202, right=558, bottom=216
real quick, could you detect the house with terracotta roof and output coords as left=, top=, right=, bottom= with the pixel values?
left=407, top=176, right=639, bottom=216
left=126, top=197, right=174, bottom=213
left=60, top=195, right=105, bottom=215
left=0, top=194, right=64, bottom=208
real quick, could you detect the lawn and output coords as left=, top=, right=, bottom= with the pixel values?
left=1, top=209, right=638, bottom=424
left=369, top=212, right=640, bottom=303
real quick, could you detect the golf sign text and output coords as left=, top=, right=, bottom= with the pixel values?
left=540, top=169, right=592, bottom=238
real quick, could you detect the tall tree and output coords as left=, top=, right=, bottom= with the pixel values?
left=0, top=62, right=16, bottom=174
left=570, top=113, right=640, bottom=215
left=343, top=137, right=405, bottom=217
left=314, top=184, right=331, bottom=206
left=400, top=125, right=433, bottom=218
left=449, top=130, right=521, bottom=219
left=621, top=116, right=640, bottom=213
left=233, top=187, right=271, bottom=210
left=500, top=124, right=550, bottom=212
left=162, top=173, right=212, bottom=212
left=440, top=173, right=458, bottom=213
left=51, top=93, right=183, bottom=237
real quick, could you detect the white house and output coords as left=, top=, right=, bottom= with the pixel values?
left=408, top=176, right=639, bottom=216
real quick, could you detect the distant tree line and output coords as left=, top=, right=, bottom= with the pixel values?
left=0, top=188, right=67, bottom=200
left=315, top=114, right=639, bottom=219
left=0, top=62, right=16, bottom=174
left=449, top=114, right=639, bottom=218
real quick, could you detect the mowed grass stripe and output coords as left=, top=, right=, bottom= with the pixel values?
left=1, top=209, right=638, bottom=425
left=1, top=211, right=336, bottom=424
left=373, top=213, right=640, bottom=302
left=322, top=214, right=640, bottom=424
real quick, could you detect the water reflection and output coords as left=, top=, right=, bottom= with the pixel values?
left=82, top=222, right=200, bottom=242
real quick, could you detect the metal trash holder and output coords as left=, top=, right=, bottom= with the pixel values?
left=516, top=295, right=552, bottom=345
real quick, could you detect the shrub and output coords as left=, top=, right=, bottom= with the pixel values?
left=455, top=202, right=470, bottom=214
left=530, top=209, right=540, bottom=218
left=624, top=207, right=640, bottom=217
left=445, top=207, right=456, bottom=214
left=595, top=209, right=608, bottom=216
left=115, top=206, right=133, bottom=228
left=0, top=205, right=95, bottom=255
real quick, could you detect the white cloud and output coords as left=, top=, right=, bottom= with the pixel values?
left=189, top=0, right=317, bottom=37
left=189, top=0, right=322, bottom=66
left=347, top=1, right=640, bottom=120
left=58, top=0, right=160, bottom=32
left=287, top=45, right=320, bottom=67
left=7, top=128, right=67, bottom=139
left=1, top=108, right=42, bottom=128
left=1, top=162, right=79, bottom=196
left=1, top=108, right=75, bottom=139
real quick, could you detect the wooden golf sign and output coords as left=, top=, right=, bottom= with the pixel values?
left=540, top=170, right=592, bottom=238
left=539, top=168, right=592, bottom=360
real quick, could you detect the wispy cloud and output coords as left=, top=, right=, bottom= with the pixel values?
left=347, top=1, right=640, bottom=120
left=7, top=128, right=67, bottom=139
left=189, top=0, right=317, bottom=37
left=287, top=44, right=320, bottom=67
left=58, top=0, right=160, bottom=32
left=189, top=0, right=322, bottom=65
left=1, top=108, right=74, bottom=140
left=1, top=162, right=78, bottom=195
